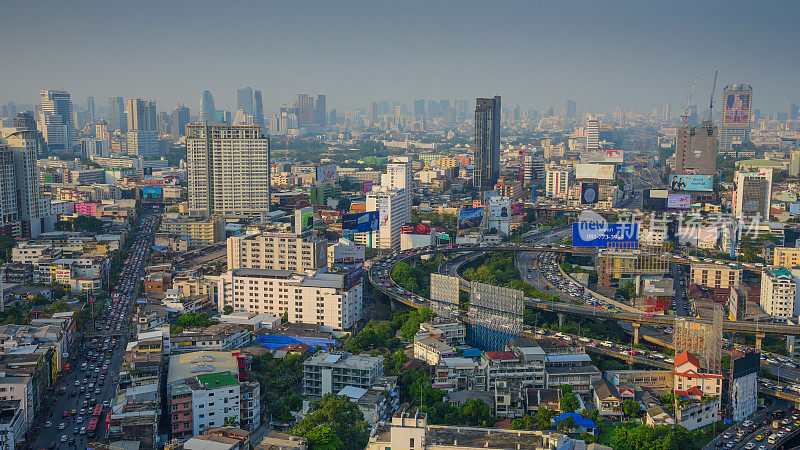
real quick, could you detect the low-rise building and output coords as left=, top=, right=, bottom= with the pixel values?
left=170, top=324, right=251, bottom=354
left=592, top=378, right=622, bottom=417
left=774, top=247, right=800, bottom=269
left=690, top=264, right=741, bottom=290
left=303, top=352, right=383, bottom=397
left=226, top=231, right=327, bottom=272
left=674, top=351, right=723, bottom=397
left=413, top=337, right=456, bottom=366
left=604, top=369, right=674, bottom=389
left=160, top=215, right=225, bottom=248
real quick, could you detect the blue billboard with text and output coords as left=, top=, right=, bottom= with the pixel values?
left=572, top=222, right=639, bottom=247
left=341, top=211, right=379, bottom=235
left=458, top=207, right=485, bottom=230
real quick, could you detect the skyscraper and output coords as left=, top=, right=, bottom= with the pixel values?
left=733, top=169, right=772, bottom=221
left=585, top=116, right=599, bottom=152
left=86, top=96, right=95, bottom=124
left=125, top=98, right=158, bottom=157
left=473, top=96, right=501, bottom=189
left=663, top=102, right=671, bottom=121
left=566, top=100, right=576, bottom=118
left=13, top=112, right=37, bottom=130
left=107, top=96, right=127, bottom=133
left=315, top=94, right=327, bottom=128
left=413, top=99, right=425, bottom=118
left=0, top=129, right=43, bottom=237
left=187, top=124, right=271, bottom=217
left=786, top=102, right=799, bottom=121
left=720, top=84, right=753, bottom=153
left=252, top=90, right=264, bottom=129
left=171, top=106, right=190, bottom=139
left=296, top=93, right=314, bottom=125
left=369, top=102, right=379, bottom=125
left=237, top=87, right=254, bottom=117
left=674, top=121, right=718, bottom=175
left=39, top=90, right=74, bottom=153
left=199, top=90, right=216, bottom=124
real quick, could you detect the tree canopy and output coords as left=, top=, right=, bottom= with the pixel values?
left=55, top=215, right=104, bottom=233
left=613, top=425, right=699, bottom=450
left=291, top=394, right=371, bottom=450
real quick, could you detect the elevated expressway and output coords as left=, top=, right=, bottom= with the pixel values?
left=367, top=241, right=800, bottom=341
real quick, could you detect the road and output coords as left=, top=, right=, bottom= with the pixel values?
left=31, top=213, right=159, bottom=449
left=702, top=399, right=800, bottom=450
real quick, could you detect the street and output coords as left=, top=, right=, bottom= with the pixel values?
left=31, top=213, right=159, bottom=449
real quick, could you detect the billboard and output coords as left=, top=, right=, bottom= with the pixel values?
left=572, top=222, right=639, bottom=247
left=363, top=181, right=373, bottom=192
left=331, top=244, right=365, bottom=268
left=669, top=174, right=713, bottom=192
left=580, top=182, right=599, bottom=204
left=295, top=207, right=314, bottom=234
left=723, top=92, right=752, bottom=126
left=401, top=223, right=432, bottom=235
left=341, top=211, right=379, bottom=235
left=511, top=203, right=524, bottom=216
left=483, top=190, right=499, bottom=205
left=142, top=186, right=162, bottom=199
left=458, top=207, right=485, bottom=230
left=790, top=203, right=800, bottom=215
left=667, top=193, right=691, bottom=209
left=575, top=163, right=615, bottom=180
left=604, top=149, right=624, bottom=163
left=316, top=165, right=338, bottom=182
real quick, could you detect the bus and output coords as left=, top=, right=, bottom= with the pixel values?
left=86, top=418, right=99, bottom=438
left=92, top=405, right=103, bottom=419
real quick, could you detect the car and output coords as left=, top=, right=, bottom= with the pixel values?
left=61, top=435, right=68, bottom=443
left=58, top=422, right=66, bottom=430
left=71, top=409, right=77, bottom=415
left=62, top=410, right=69, bottom=418
left=76, top=415, right=84, bottom=424
left=79, top=427, right=86, bottom=435
left=69, top=438, right=75, bottom=445
left=45, top=421, right=52, bottom=428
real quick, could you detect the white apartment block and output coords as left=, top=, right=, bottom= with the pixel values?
left=217, top=268, right=362, bottom=330
left=761, top=267, right=798, bottom=319
left=187, top=373, right=241, bottom=436
left=186, top=124, right=270, bottom=217
left=366, top=187, right=411, bottom=251
left=545, top=165, right=573, bottom=200
left=226, top=232, right=327, bottom=272
left=381, top=162, right=412, bottom=190
left=12, top=243, right=61, bottom=265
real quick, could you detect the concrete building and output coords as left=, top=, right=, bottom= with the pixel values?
left=0, top=129, right=44, bottom=238
left=473, top=96, right=501, bottom=189
left=303, top=352, right=383, bottom=396
left=382, top=162, right=412, bottom=191
left=760, top=267, right=798, bottom=318
left=673, top=351, right=723, bottom=397
left=217, top=269, right=362, bottom=330
left=39, top=90, right=73, bottom=153
left=545, top=165, right=573, bottom=199
left=160, top=215, right=225, bottom=247
left=226, top=232, right=327, bottom=272
left=674, top=122, right=718, bottom=175
left=187, top=124, right=270, bottom=217
left=366, top=187, right=411, bottom=251
left=719, top=84, right=752, bottom=153
left=170, top=324, right=251, bottom=354
left=733, top=169, right=772, bottom=221
left=125, top=98, right=158, bottom=158
left=773, top=247, right=800, bottom=268
left=690, top=264, right=741, bottom=289
left=413, top=337, right=456, bottom=366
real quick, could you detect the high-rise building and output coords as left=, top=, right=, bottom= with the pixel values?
left=585, top=116, right=599, bottom=152
left=187, top=124, right=270, bottom=217
left=760, top=267, right=798, bottom=319
left=296, top=93, right=314, bottom=125
left=0, top=145, right=19, bottom=237
left=125, top=98, right=158, bottom=158
left=663, top=102, right=671, bottom=121
left=366, top=187, right=411, bottom=251
left=382, top=162, right=412, bottom=190
left=86, top=97, right=95, bottom=124
left=252, top=90, right=264, bottom=129
left=369, top=102, right=379, bottom=125
left=171, top=106, right=190, bottom=139
left=314, top=94, right=327, bottom=127
left=39, top=90, right=74, bottom=153
left=720, top=84, right=753, bottom=153
left=687, top=105, right=699, bottom=126
left=733, top=169, right=772, bottom=221
left=226, top=231, right=327, bottom=272
left=786, top=102, right=799, bottom=121
left=199, top=90, right=216, bottom=124
left=566, top=100, right=576, bottom=118
left=414, top=99, right=425, bottom=118
left=473, top=96, right=501, bottom=189
left=13, top=112, right=37, bottom=130
left=0, top=129, right=43, bottom=238
left=790, top=150, right=800, bottom=177
left=107, top=96, right=127, bottom=133
left=519, top=151, right=544, bottom=186
left=674, top=121, right=718, bottom=175
left=236, top=86, right=254, bottom=117
left=545, top=164, right=574, bottom=199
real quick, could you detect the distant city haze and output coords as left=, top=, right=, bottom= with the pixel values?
left=2, top=0, right=799, bottom=112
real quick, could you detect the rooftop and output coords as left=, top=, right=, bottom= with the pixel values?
left=196, top=371, right=239, bottom=389
left=167, top=350, right=239, bottom=384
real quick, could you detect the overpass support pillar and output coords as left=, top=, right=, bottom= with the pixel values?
left=632, top=322, right=641, bottom=346
left=557, top=313, right=565, bottom=328
left=755, top=332, right=765, bottom=351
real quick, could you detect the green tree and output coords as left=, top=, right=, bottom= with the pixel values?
left=291, top=394, right=370, bottom=450
left=623, top=400, right=640, bottom=419
left=557, top=415, right=576, bottom=432
left=0, top=237, right=16, bottom=264
left=223, top=305, right=233, bottom=315
left=55, top=215, right=104, bottom=233
left=534, top=407, right=556, bottom=430
left=286, top=393, right=303, bottom=412
left=560, top=392, right=580, bottom=413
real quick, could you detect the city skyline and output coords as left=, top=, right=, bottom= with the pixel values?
left=1, top=0, right=799, bottom=113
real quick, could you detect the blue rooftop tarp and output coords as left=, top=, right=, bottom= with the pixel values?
left=461, top=348, right=482, bottom=358
left=253, top=334, right=334, bottom=350
left=553, top=413, right=597, bottom=432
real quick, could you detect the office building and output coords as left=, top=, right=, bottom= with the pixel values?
left=160, top=215, right=225, bottom=247
left=226, top=231, right=327, bottom=272
left=720, top=84, right=753, bottom=153
left=545, top=165, right=573, bottom=199
left=414, top=99, right=425, bottom=117
left=473, top=96, right=501, bottom=189
left=217, top=269, right=363, bottom=330
left=0, top=146, right=19, bottom=237
left=252, top=90, right=264, bottom=129
left=689, top=264, right=741, bottom=290
left=39, top=90, right=73, bottom=153
left=0, top=130, right=44, bottom=238
left=366, top=187, right=411, bottom=251
left=519, top=151, right=544, bottom=186
left=566, top=100, right=576, bottom=118
left=125, top=98, right=158, bottom=158
left=199, top=90, right=217, bottom=124
left=760, top=267, right=798, bottom=319
left=585, top=116, right=599, bottom=152
left=187, top=124, right=270, bottom=217
left=86, top=96, right=95, bottom=124
left=303, top=352, right=384, bottom=396
left=296, top=94, right=314, bottom=125
left=236, top=87, right=253, bottom=117
left=733, top=169, right=772, bottom=221
left=13, top=112, right=36, bottom=130
left=171, top=106, right=190, bottom=139
left=674, top=122, right=718, bottom=175
left=107, top=96, right=127, bottom=133
left=315, top=94, right=327, bottom=127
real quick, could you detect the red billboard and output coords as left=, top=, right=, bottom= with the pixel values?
left=511, top=203, right=524, bottom=215
left=723, top=92, right=751, bottom=126
left=402, top=223, right=432, bottom=235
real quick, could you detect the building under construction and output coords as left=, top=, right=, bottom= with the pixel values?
left=467, top=281, right=523, bottom=351
left=599, top=241, right=669, bottom=287
left=429, top=273, right=461, bottom=319
left=673, top=307, right=724, bottom=375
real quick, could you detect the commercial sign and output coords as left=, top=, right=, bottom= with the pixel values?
left=667, top=193, right=691, bottom=209
left=343, top=267, right=364, bottom=290
left=341, top=211, right=379, bottom=235
left=580, top=182, right=599, bottom=204
left=142, top=186, right=162, bottom=199
left=332, top=244, right=365, bottom=268
left=296, top=207, right=315, bottom=234
left=572, top=222, right=639, bottom=247
left=723, top=92, right=752, bottom=126
left=511, top=203, right=524, bottom=216
left=669, top=174, right=713, bottom=192
left=401, top=223, right=432, bottom=235
left=316, top=165, right=338, bottom=182
left=363, top=181, right=373, bottom=192
left=604, top=149, right=624, bottom=163
left=575, top=163, right=615, bottom=180
left=458, top=207, right=485, bottom=230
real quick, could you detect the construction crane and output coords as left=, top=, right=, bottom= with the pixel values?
left=678, top=77, right=698, bottom=172
left=707, top=70, right=718, bottom=123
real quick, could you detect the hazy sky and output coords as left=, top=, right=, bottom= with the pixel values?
left=3, top=0, right=798, bottom=114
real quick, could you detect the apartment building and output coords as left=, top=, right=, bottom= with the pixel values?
left=673, top=351, right=723, bottom=397
left=760, top=267, right=799, bottom=318
left=217, top=268, right=362, bottom=330
left=366, top=187, right=411, bottom=251
left=774, top=247, right=800, bottom=268
left=170, top=324, right=251, bottom=354
left=690, top=264, right=741, bottom=289
left=303, top=352, right=384, bottom=397
left=11, top=243, right=61, bottom=264
left=545, top=165, right=573, bottom=199
left=160, top=215, right=225, bottom=248
left=226, top=232, right=327, bottom=272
